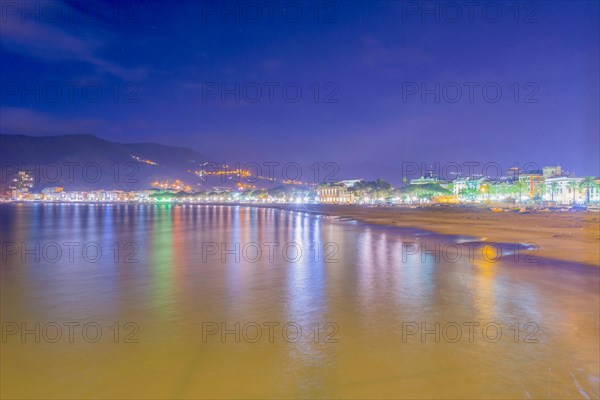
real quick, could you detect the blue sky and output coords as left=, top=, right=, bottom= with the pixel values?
left=1, top=0, right=598, bottom=180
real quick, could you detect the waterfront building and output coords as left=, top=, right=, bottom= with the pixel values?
left=41, top=187, right=66, bottom=201
left=543, top=176, right=585, bottom=204
left=317, top=185, right=353, bottom=204
left=9, top=171, right=34, bottom=200
left=41, top=187, right=64, bottom=194
left=41, top=187, right=65, bottom=201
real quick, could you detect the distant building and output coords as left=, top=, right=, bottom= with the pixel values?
left=317, top=185, right=353, bottom=204
left=42, top=187, right=64, bottom=194
left=543, top=165, right=562, bottom=178
left=9, top=171, right=34, bottom=200
left=41, top=187, right=66, bottom=201
left=507, top=166, right=521, bottom=178
left=543, top=177, right=584, bottom=204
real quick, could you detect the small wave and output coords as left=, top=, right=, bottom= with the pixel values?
left=454, top=236, right=488, bottom=244
left=571, top=373, right=590, bottom=399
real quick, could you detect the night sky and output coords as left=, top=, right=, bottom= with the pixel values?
left=1, top=0, right=599, bottom=181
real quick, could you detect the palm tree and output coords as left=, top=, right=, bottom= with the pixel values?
left=402, top=183, right=449, bottom=202
left=513, top=180, right=527, bottom=203
left=373, top=179, right=393, bottom=200
left=495, top=182, right=510, bottom=199
left=580, top=176, right=596, bottom=205
left=567, top=180, right=580, bottom=204
left=459, top=187, right=478, bottom=202
left=548, top=181, right=559, bottom=202
left=535, top=182, right=546, bottom=201
left=350, top=179, right=393, bottom=202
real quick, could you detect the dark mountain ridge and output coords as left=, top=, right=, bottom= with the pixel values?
left=0, top=134, right=209, bottom=191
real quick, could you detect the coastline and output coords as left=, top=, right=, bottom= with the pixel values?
left=3, top=202, right=599, bottom=266
left=245, top=203, right=600, bottom=266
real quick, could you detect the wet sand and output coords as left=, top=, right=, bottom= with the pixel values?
left=251, top=204, right=600, bottom=266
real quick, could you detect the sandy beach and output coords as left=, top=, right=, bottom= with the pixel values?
left=250, top=204, right=600, bottom=266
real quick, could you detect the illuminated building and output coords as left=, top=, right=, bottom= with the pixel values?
left=543, top=176, right=585, bottom=204
left=9, top=171, right=34, bottom=200
left=317, top=185, right=353, bottom=204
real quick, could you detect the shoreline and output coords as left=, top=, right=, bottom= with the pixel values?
left=4, top=202, right=599, bottom=266
left=243, top=203, right=600, bottom=267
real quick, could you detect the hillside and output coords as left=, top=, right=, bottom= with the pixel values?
left=0, top=134, right=209, bottom=191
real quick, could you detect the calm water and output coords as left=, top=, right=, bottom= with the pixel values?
left=1, top=203, right=599, bottom=399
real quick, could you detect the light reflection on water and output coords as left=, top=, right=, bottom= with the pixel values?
left=0, top=203, right=598, bottom=399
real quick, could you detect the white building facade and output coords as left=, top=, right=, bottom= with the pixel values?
left=543, top=177, right=585, bottom=204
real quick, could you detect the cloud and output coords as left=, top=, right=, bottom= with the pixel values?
left=0, top=0, right=148, bottom=80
